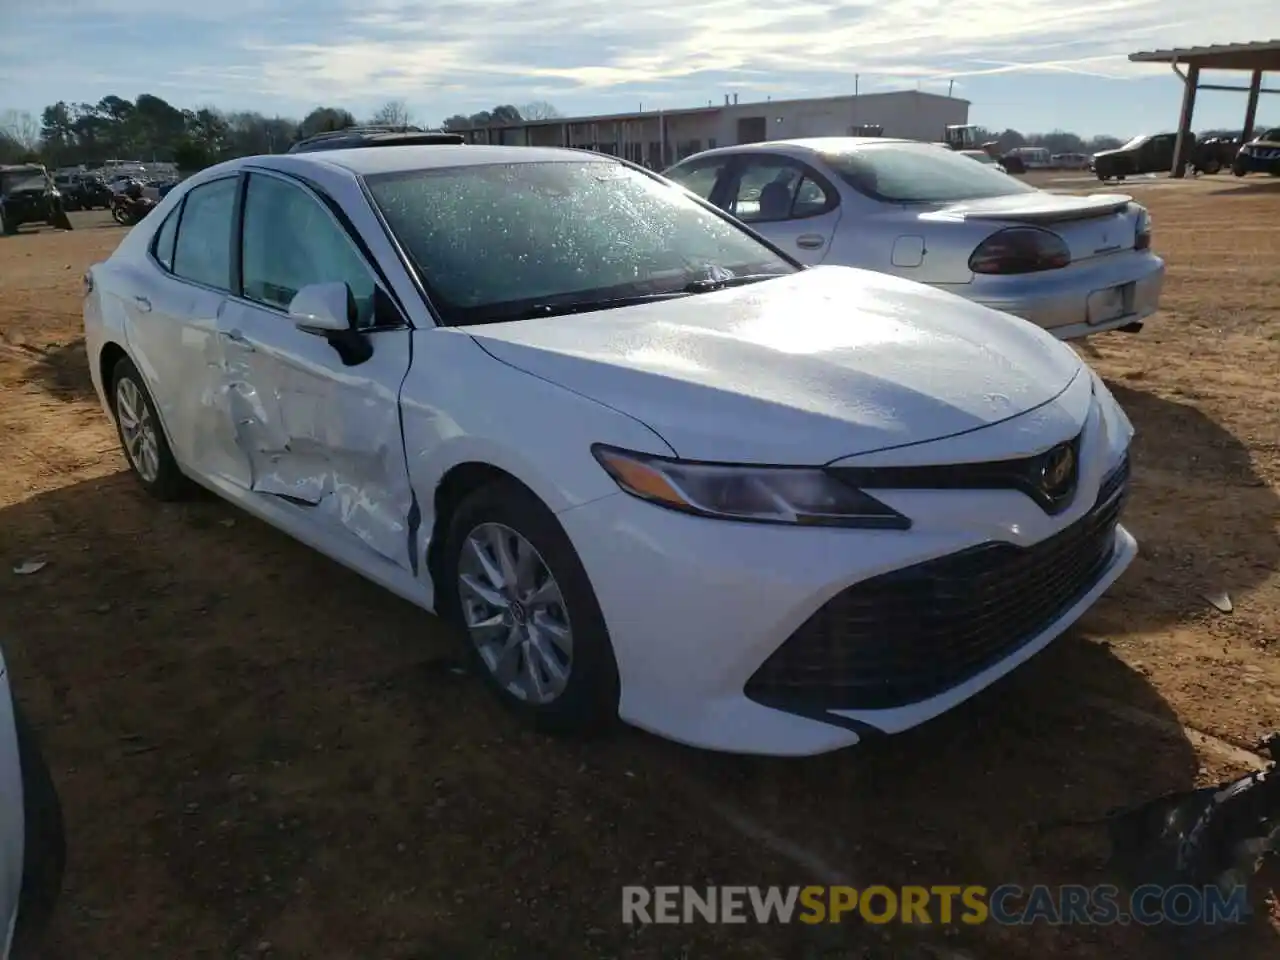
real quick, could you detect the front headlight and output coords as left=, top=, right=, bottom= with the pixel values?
left=591, top=445, right=911, bottom=529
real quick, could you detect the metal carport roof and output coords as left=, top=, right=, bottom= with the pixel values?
left=1127, top=40, right=1280, bottom=176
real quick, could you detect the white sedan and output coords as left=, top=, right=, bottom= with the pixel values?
left=84, top=144, right=1136, bottom=757
left=664, top=138, right=1165, bottom=342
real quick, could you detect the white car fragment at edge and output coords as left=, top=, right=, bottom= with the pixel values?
left=84, top=144, right=1137, bottom=757
left=0, top=644, right=65, bottom=958
left=664, top=137, right=1165, bottom=342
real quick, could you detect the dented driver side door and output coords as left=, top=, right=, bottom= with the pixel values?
left=215, top=170, right=416, bottom=569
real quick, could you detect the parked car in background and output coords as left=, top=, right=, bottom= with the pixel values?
left=1051, top=153, right=1092, bottom=170
left=664, top=138, right=1164, bottom=341
left=1008, top=146, right=1051, bottom=169
left=1193, top=136, right=1240, bottom=175
left=0, top=165, right=71, bottom=234
left=0, top=642, right=66, bottom=958
left=84, top=144, right=1136, bottom=757
left=57, top=174, right=112, bottom=212
left=1092, top=132, right=1192, bottom=180
left=1232, top=128, right=1280, bottom=177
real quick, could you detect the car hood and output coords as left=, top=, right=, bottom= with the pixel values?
left=466, top=267, right=1084, bottom=464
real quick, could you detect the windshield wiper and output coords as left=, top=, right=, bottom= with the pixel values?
left=682, top=273, right=785, bottom=293
left=498, top=291, right=694, bottom=321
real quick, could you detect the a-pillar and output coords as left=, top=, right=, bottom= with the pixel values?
left=1171, top=63, right=1200, bottom=178
left=1242, top=70, right=1263, bottom=142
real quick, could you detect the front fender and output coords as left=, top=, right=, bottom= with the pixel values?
left=399, top=328, right=676, bottom=578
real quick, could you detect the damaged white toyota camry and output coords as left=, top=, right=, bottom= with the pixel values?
left=84, top=145, right=1137, bottom=757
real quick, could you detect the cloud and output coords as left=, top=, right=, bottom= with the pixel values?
left=3, top=0, right=1278, bottom=118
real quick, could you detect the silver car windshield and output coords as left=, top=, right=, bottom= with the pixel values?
left=821, top=143, right=1037, bottom=204
left=365, top=160, right=797, bottom=323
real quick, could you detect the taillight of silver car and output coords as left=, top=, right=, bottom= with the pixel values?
left=1133, top=207, right=1152, bottom=251
left=968, top=227, right=1071, bottom=275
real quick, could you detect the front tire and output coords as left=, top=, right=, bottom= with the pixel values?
left=109, top=356, right=189, bottom=500
left=437, top=480, right=620, bottom=734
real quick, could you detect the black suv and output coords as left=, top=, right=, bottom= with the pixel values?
left=63, top=174, right=113, bottom=211
left=1092, top=132, right=1194, bottom=181
left=0, top=164, right=70, bottom=234
left=287, top=125, right=465, bottom=154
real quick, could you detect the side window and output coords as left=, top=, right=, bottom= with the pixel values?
left=728, top=159, right=835, bottom=224
left=172, top=178, right=237, bottom=290
left=151, top=203, right=181, bottom=272
left=664, top=158, right=729, bottom=200
left=240, top=174, right=378, bottom=327
left=792, top=178, right=830, bottom=218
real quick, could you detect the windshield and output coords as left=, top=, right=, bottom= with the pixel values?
left=1120, top=135, right=1149, bottom=151
left=821, top=143, right=1036, bottom=204
left=366, top=161, right=796, bottom=323
left=0, top=168, right=48, bottom=193
left=1259, top=128, right=1280, bottom=142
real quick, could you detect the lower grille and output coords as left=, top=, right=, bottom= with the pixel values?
left=745, top=457, right=1130, bottom=712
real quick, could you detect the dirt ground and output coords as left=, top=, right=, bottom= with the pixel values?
left=0, top=173, right=1277, bottom=960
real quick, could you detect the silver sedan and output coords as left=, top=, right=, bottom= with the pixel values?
left=664, top=138, right=1165, bottom=341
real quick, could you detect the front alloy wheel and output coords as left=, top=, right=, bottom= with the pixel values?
left=440, top=480, right=619, bottom=734
left=458, top=523, right=574, bottom=705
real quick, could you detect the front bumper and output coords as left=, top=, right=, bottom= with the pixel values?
left=558, top=390, right=1136, bottom=756
left=963, top=251, right=1165, bottom=341
left=0, top=197, right=50, bottom=226
left=1237, top=148, right=1280, bottom=174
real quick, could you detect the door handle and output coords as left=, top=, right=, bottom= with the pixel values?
left=133, top=295, right=151, bottom=312
left=796, top=234, right=825, bottom=249
left=223, top=330, right=255, bottom=352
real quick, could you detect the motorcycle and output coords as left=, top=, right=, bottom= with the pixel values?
left=110, top=193, right=156, bottom=227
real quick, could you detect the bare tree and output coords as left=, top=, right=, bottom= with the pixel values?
left=520, top=100, right=561, bottom=121
left=0, top=110, right=42, bottom=153
left=369, top=100, right=412, bottom=127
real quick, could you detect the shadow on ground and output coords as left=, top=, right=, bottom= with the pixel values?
left=21, top=338, right=95, bottom=404
left=1209, top=179, right=1280, bottom=197
left=1100, top=381, right=1279, bottom=626
left=3, top=470, right=1273, bottom=959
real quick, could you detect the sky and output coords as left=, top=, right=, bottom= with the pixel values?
left=1, top=1, right=1278, bottom=139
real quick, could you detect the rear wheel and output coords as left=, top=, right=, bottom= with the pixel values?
left=109, top=356, right=190, bottom=500
left=437, top=480, right=620, bottom=734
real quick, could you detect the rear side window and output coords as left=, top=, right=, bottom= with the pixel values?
left=151, top=205, right=181, bottom=271
left=172, top=177, right=238, bottom=290
left=823, top=143, right=1038, bottom=203
left=664, top=157, right=729, bottom=200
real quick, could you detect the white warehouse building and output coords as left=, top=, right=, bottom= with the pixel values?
left=461, top=90, right=970, bottom=168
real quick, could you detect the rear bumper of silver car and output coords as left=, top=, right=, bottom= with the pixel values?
left=969, top=252, right=1165, bottom=341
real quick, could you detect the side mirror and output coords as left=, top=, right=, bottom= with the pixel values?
left=288, top=282, right=354, bottom=335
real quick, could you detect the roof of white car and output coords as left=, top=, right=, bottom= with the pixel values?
left=685, top=137, right=914, bottom=159
left=268, top=144, right=606, bottom=177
